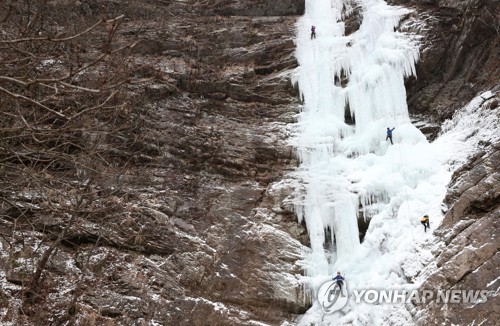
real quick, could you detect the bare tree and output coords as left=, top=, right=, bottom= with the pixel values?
left=0, top=0, right=148, bottom=318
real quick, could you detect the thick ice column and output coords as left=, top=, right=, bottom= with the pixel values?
left=294, top=0, right=362, bottom=276
left=293, top=0, right=420, bottom=279
left=346, top=2, right=418, bottom=141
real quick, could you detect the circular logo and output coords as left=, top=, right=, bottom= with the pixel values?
left=317, top=280, right=348, bottom=313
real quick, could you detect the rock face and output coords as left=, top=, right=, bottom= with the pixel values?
left=201, top=0, right=305, bottom=16
left=0, top=1, right=308, bottom=325
left=395, top=1, right=500, bottom=323
left=415, top=143, right=499, bottom=325
left=394, top=0, right=499, bottom=125
left=0, top=0, right=498, bottom=325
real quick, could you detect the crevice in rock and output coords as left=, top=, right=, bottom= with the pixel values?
left=357, top=214, right=370, bottom=243
left=344, top=102, right=356, bottom=125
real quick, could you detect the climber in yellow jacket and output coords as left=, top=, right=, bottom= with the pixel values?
left=421, top=215, right=430, bottom=232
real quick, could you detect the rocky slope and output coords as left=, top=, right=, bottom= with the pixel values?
left=1, top=1, right=307, bottom=325
left=0, top=0, right=498, bottom=325
left=395, top=1, right=499, bottom=324
left=417, top=136, right=499, bottom=325
left=395, top=0, right=499, bottom=138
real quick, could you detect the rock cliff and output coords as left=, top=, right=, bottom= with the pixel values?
left=416, top=141, right=499, bottom=325
left=394, top=0, right=499, bottom=138
left=1, top=1, right=307, bottom=325
left=0, top=0, right=497, bottom=325
left=394, top=1, right=499, bottom=324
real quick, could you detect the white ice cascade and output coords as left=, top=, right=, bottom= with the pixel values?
left=292, top=0, right=420, bottom=280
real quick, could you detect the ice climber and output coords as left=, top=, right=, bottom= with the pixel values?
left=311, top=25, right=316, bottom=39
left=421, top=214, right=430, bottom=232
left=386, top=127, right=395, bottom=145
left=333, top=271, right=345, bottom=294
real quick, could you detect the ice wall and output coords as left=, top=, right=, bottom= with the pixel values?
left=289, top=3, right=447, bottom=324
left=291, top=2, right=499, bottom=324
left=292, top=0, right=420, bottom=278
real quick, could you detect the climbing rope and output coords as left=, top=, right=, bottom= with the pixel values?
left=392, top=110, right=416, bottom=242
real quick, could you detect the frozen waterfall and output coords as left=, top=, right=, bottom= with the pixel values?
left=291, top=0, right=442, bottom=323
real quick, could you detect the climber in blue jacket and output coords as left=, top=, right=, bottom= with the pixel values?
left=333, top=271, right=345, bottom=293
left=386, top=127, right=395, bottom=145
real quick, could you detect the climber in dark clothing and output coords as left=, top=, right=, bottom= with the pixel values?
left=311, top=26, right=316, bottom=39
left=386, top=127, right=395, bottom=145
left=333, top=271, right=345, bottom=294
left=421, top=215, right=430, bottom=232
